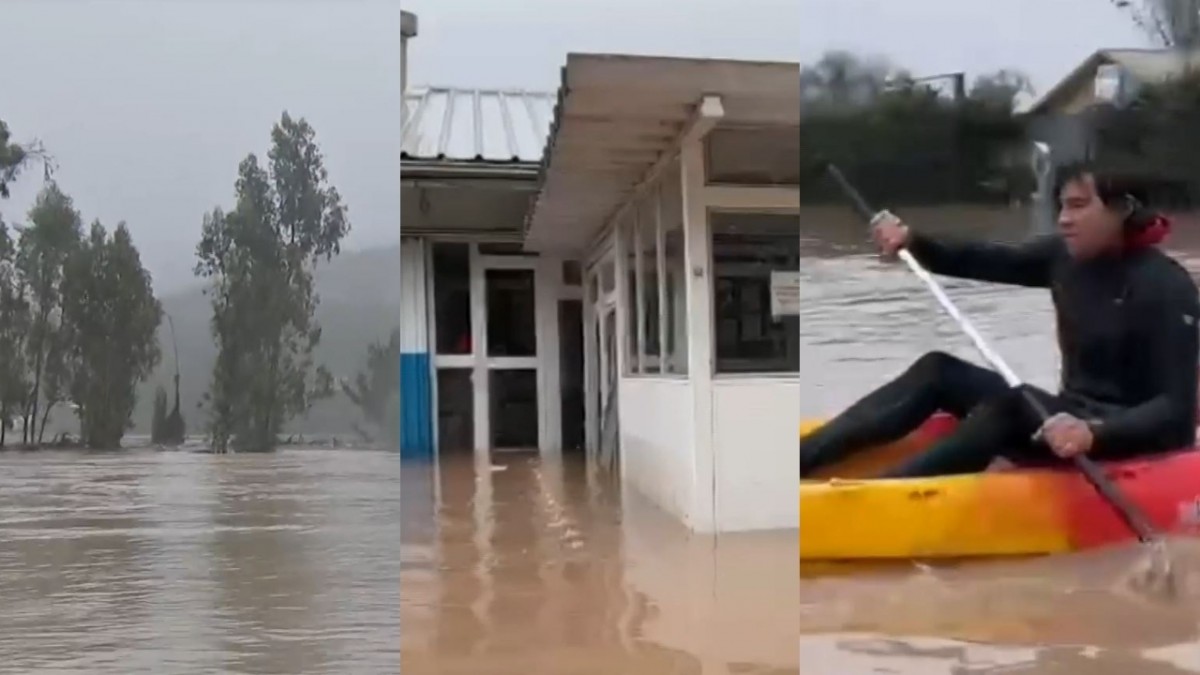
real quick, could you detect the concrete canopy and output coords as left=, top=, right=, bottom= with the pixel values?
left=525, top=53, right=800, bottom=254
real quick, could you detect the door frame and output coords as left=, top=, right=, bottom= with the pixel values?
left=584, top=248, right=619, bottom=460
left=426, top=241, right=563, bottom=454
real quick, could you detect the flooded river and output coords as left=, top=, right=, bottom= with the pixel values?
left=0, top=448, right=401, bottom=674
left=798, top=206, right=1200, bottom=674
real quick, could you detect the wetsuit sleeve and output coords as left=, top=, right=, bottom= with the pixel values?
left=905, top=232, right=1061, bottom=288
left=1090, top=270, right=1200, bottom=453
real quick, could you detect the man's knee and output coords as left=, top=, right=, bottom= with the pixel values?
left=910, top=351, right=967, bottom=381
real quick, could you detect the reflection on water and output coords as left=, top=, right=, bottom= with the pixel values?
left=0, top=448, right=401, bottom=675
left=400, top=453, right=799, bottom=674
left=798, top=206, right=1200, bottom=674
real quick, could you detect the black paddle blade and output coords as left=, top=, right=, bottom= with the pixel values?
left=824, top=164, right=878, bottom=223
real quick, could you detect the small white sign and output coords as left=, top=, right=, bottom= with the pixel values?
left=770, top=271, right=800, bottom=318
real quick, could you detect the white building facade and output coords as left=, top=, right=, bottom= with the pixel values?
left=401, top=55, right=800, bottom=533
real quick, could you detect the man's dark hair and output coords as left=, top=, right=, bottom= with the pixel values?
left=1056, top=161, right=1159, bottom=231
left=1057, top=161, right=1150, bottom=208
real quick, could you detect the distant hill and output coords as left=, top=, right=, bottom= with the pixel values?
left=126, top=243, right=401, bottom=439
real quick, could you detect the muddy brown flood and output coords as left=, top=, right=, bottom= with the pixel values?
left=0, top=448, right=401, bottom=675
left=798, top=207, right=1200, bottom=674
left=10, top=211, right=1200, bottom=675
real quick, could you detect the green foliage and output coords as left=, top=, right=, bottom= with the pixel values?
left=0, top=219, right=29, bottom=446
left=17, top=183, right=83, bottom=444
left=799, top=51, right=1032, bottom=206
left=1077, top=69, right=1200, bottom=207
left=61, top=221, right=163, bottom=448
left=196, top=112, right=349, bottom=452
left=0, top=119, right=53, bottom=199
left=0, top=179, right=162, bottom=449
left=341, top=328, right=399, bottom=445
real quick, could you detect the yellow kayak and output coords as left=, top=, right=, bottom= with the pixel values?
left=800, top=415, right=1197, bottom=563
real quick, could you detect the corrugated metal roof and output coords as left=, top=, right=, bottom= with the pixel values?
left=401, top=87, right=555, bottom=164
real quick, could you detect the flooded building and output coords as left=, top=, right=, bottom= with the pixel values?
left=400, top=27, right=801, bottom=532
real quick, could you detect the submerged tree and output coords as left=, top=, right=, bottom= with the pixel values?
left=196, top=112, right=349, bottom=452
left=0, top=220, right=29, bottom=447
left=341, top=328, right=400, bottom=445
left=61, top=221, right=162, bottom=448
left=16, top=183, right=82, bottom=445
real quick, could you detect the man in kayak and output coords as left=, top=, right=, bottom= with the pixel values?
left=800, top=163, right=1200, bottom=478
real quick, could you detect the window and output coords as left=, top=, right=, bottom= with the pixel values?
left=432, top=243, right=471, bottom=355
left=485, top=268, right=536, bottom=357
left=711, top=212, right=799, bottom=374
left=625, top=203, right=662, bottom=374
left=622, top=179, right=687, bottom=376
left=660, top=173, right=687, bottom=375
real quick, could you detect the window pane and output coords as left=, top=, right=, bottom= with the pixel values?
left=661, top=159, right=688, bottom=374
left=490, top=369, right=538, bottom=448
left=486, top=269, right=537, bottom=357
left=711, top=212, right=800, bottom=374
left=436, top=368, right=473, bottom=453
left=639, top=201, right=661, bottom=361
left=433, top=243, right=471, bottom=355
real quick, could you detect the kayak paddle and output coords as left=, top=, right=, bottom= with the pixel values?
left=823, top=163, right=1175, bottom=592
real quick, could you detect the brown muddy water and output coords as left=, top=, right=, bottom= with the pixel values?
left=0, top=448, right=401, bottom=675
left=798, top=206, right=1200, bottom=674
left=10, top=208, right=1200, bottom=675
left=400, top=453, right=799, bottom=674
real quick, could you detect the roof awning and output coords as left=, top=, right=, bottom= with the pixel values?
left=525, top=54, right=800, bottom=254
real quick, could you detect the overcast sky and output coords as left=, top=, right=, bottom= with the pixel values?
left=3, top=0, right=1150, bottom=293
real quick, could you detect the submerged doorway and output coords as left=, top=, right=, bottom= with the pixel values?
left=428, top=241, right=575, bottom=455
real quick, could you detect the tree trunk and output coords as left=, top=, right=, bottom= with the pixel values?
left=37, top=400, right=54, bottom=446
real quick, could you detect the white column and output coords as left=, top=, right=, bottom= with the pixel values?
left=680, top=136, right=716, bottom=533
left=583, top=272, right=598, bottom=457
left=469, top=243, right=489, bottom=453
left=537, top=254, right=563, bottom=454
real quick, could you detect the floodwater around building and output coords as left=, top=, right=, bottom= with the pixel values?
left=0, top=448, right=401, bottom=675
left=400, top=453, right=800, bottom=674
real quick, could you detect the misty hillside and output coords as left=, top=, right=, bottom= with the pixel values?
left=130, top=243, right=400, bottom=438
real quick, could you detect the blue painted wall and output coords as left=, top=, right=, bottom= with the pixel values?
left=399, top=351, right=434, bottom=460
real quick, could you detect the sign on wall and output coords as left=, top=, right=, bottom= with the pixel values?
left=770, top=271, right=800, bottom=318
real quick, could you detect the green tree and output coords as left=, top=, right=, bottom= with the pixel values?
left=800, top=50, right=904, bottom=112
left=0, top=220, right=29, bottom=446
left=341, top=328, right=400, bottom=445
left=0, top=119, right=53, bottom=199
left=61, top=221, right=162, bottom=448
left=16, top=183, right=82, bottom=445
left=196, top=112, right=348, bottom=452
left=968, top=69, right=1035, bottom=112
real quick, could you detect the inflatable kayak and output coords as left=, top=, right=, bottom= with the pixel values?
left=800, top=414, right=1200, bottom=561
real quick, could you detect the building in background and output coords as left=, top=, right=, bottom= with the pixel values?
left=400, top=20, right=800, bottom=532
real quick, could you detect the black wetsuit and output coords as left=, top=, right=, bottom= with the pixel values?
left=799, top=232, right=1200, bottom=478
